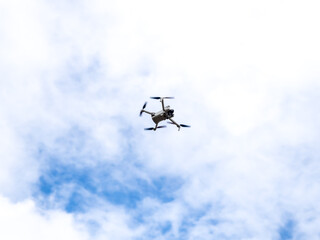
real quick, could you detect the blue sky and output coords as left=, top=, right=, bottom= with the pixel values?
left=1, top=0, right=320, bottom=239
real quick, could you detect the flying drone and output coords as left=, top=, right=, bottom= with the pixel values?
left=139, top=97, right=191, bottom=131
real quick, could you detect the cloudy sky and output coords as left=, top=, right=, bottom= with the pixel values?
left=1, top=0, right=320, bottom=239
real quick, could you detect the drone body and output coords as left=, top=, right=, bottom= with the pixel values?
left=152, top=105, right=174, bottom=124
left=140, top=97, right=190, bottom=131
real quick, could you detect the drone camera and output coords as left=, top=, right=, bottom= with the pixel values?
left=168, top=109, right=174, bottom=117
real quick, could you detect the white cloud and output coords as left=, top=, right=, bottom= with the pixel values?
left=0, top=195, right=88, bottom=240
left=77, top=206, right=145, bottom=240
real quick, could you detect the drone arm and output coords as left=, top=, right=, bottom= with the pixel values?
left=169, top=118, right=180, bottom=131
left=141, top=110, right=154, bottom=116
left=160, top=98, right=165, bottom=111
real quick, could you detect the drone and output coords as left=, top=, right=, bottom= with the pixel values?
left=139, top=97, right=191, bottom=131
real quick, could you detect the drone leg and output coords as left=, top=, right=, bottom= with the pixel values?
left=169, top=118, right=181, bottom=131
left=154, top=123, right=158, bottom=131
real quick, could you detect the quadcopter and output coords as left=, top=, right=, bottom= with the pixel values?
left=139, top=97, right=191, bottom=131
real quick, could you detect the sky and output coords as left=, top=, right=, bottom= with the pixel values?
left=1, top=0, right=320, bottom=239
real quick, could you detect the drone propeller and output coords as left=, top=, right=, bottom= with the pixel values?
left=139, top=102, right=147, bottom=117
left=144, top=125, right=167, bottom=130
left=150, top=97, right=174, bottom=100
left=167, top=122, right=191, bottom=128
left=142, top=102, right=147, bottom=109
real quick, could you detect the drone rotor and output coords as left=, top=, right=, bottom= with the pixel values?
left=167, top=122, right=191, bottom=128
left=150, top=97, right=174, bottom=100
left=139, top=102, right=147, bottom=117
left=144, top=125, right=166, bottom=131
